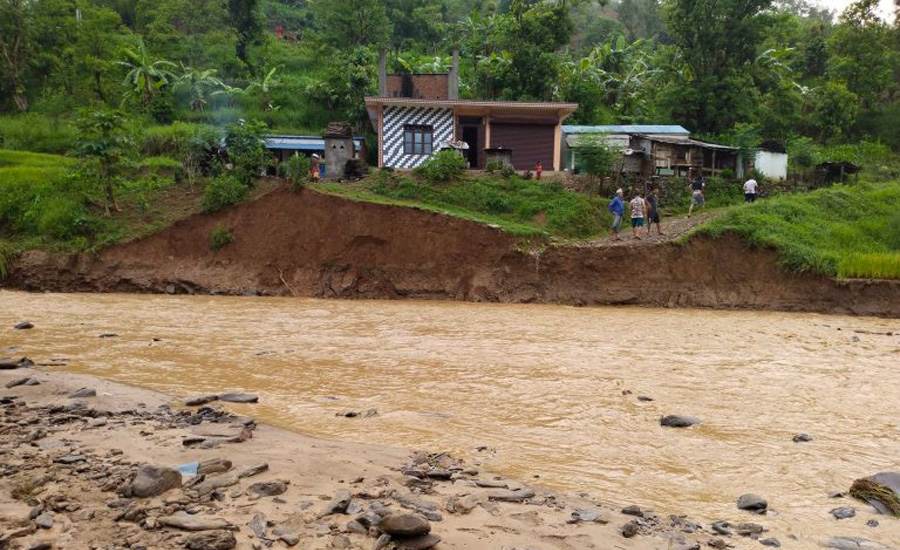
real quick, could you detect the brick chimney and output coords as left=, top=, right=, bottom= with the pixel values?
left=448, top=49, right=459, bottom=100
left=378, top=50, right=387, bottom=97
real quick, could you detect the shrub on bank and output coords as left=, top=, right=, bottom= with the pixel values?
left=203, top=174, right=247, bottom=212
left=415, top=151, right=467, bottom=183
left=210, top=224, right=233, bottom=250
left=0, top=114, right=78, bottom=154
left=283, top=154, right=310, bottom=190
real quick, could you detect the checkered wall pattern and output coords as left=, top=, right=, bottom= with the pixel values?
left=382, top=106, right=454, bottom=169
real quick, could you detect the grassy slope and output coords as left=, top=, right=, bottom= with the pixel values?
left=693, top=181, right=900, bottom=279
left=312, top=171, right=611, bottom=241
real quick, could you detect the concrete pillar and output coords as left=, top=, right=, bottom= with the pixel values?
left=448, top=49, right=459, bottom=100
left=378, top=50, right=387, bottom=97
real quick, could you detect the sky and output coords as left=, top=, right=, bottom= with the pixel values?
left=816, top=0, right=894, bottom=19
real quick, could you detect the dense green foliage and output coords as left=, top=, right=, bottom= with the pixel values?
left=696, top=182, right=900, bottom=278
left=283, top=153, right=310, bottom=190
left=319, top=169, right=609, bottom=239
left=203, top=174, right=247, bottom=212
left=415, top=150, right=468, bottom=183
left=210, top=224, right=233, bottom=250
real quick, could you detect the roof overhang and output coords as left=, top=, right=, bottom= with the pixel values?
left=365, top=97, right=578, bottom=129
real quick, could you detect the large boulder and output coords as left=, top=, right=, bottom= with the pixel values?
left=378, top=514, right=431, bottom=537
left=850, top=472, right=900, bottom=516
left=130, top=464, right=183, bottom=498
left=218, top=393, right=258, bottom=403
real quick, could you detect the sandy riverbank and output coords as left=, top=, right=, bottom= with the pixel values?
left=0, top=363, right=813, bottom=550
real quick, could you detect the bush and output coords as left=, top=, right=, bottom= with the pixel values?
left=210, top=224, right=233, bottom=250
left=415, top=150, right=466, bottom=183
left=203, top=175, right=247, bottom=212
left=284, top=154, right=310, bottom=190
left=224, top=120, right=270, bottom=186
left=141, top=123, right=222, bottom=159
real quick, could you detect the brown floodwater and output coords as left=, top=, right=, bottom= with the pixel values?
left=2, top=291, right=899, bottom=546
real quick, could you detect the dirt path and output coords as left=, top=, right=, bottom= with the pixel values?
left=582, top=211, right=719, bottom=248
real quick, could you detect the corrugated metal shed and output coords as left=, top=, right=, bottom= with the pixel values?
left=264, top=135, right=364, bottom=152
left=562, top=125, right=690, bottom=135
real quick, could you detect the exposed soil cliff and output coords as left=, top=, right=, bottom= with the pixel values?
left=5, top=187, right=899, bottom=317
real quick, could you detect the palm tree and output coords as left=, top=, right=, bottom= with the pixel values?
left=178, top=65, right=225, bottom=112
left=119, top=37, right=176, bottom=107
left=244, top=67, right=279, bottom=111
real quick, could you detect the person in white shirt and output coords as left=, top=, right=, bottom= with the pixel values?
left=743, top=178, right=758, bottom=203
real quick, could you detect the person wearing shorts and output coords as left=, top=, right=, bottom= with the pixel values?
left=688, top=172, right=705, bottom=218
left=629, top=190, right=645, bottom=240
left=309, top=154, right=321, bottom=182
left=645, top=184, right=664, bottom=235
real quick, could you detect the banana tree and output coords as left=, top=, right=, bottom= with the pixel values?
left=178, top=65, right=224, bottom=112
left=119, top=37, right=176, bottom=107
left=245, top=67, right=279, bottom=111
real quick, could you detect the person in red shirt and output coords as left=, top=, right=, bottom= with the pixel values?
left=535, top=160, right=543, bottom=180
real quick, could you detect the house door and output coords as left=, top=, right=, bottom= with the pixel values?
left=458, top=116, right=483, bottom=169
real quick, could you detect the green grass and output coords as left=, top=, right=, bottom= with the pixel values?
left=313, top=171, right=611, bottom=240
left=694, top=181, right=900, bottom=279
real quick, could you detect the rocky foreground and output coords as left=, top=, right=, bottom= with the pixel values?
left=0, top=362, right=897, bottom=550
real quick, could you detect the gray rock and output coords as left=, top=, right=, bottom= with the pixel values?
left=69, top=388, right=96, bottom=398
left=98, top=333, right=118, bottom=338
left=867, top=519, right=879, bottom=528
left=373, top=534, right=392, bottom=550
left=346, top=520, right=367, bottom=534
left=5, top=377, right=39, bottom=389
left=131, top=464, right=182, bottom=498
left=279, top=533, right=300, bottom=547
left=197, top=458, right=232, bottom=476
left=621, top=521, right=639, bottom=538
left=637, top=395, right=654, bottom=402
left=661, top=415, right=701, bottom=428
left=395, top=534, right=442, bottom=550
left=183, top=530, right=237, bottom=550
left=831, top=507, right=856, bottom=520
left=195, top=474, right=238, bottom=496
left=248, top=513, right=266, bottom=538
left=34, top=513, right=53, bottom=529
left=26, top=544, right=52, bottom=550
left=0, top=357, right=33, bottom=370
left=737, top=493, right=768, bottom=514
left=793, top=433, right=813, bottom=443
left=850, top=471, right=900, bottom=516
left=711, top=521, right=732, bottom=535
left=320, top=490, right=352, bottom=516
left=158, top=512, right=233, bottom=531
left=621, top=505, right=644, bottom=517
left=735, top=523, right=765, bottom=536
left=54, top=454, right=85, bottom=464
left=14, top=322, right=34, bottom=330
left=218, top=393, right=258, bottom=403
left=824, top=537, right=896, bottom=550
left=185, top=395, right=219, bottom=407
left=487, top=488, right=535, bottom=502
left=378, top=514, right=431, bottom=537
left=247, top=479, right=288, bottom=497
left=332, top=535, right=351, bottom=549
left=760, top=539, right=781, bottom=547
left=237, top=462, right=268, bottom=478
left=568, top=508, right=609, bottom=524
left=473, top=479, right=508, bottom=489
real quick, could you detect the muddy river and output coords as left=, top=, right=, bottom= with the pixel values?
left=3, top=291, right=899, bottom=545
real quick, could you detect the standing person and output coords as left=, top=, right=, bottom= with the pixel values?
left=608, top=188, right=625, bottom=241
left=645, top=184, right=664, bottom=236
left=743, top=176, right=758, bottom=202
left=688, top=171, right=705, bottom=218
left=535, top=160, right=543, bottom=181
left=309, top=154, right=321, bottom=182
left=629, top=189, right=644, bottom=240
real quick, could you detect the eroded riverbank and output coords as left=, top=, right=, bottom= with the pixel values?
left=2, top=291, right=899, bottom=549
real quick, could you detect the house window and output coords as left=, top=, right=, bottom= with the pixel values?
left=403, top=125, right=433, bottom=155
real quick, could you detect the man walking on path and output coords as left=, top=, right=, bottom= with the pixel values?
left=608, top=188, right=624, bottom=241
left=630, top=190, right=645, bottom=240
left=688, top=171, right=705, bottom=218
left=744, top=176, right=758, bottom=202
left=645, top=184, right=664, bottom=236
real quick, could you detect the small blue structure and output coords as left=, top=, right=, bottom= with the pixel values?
left=264, top=135, right=366, bottom=177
